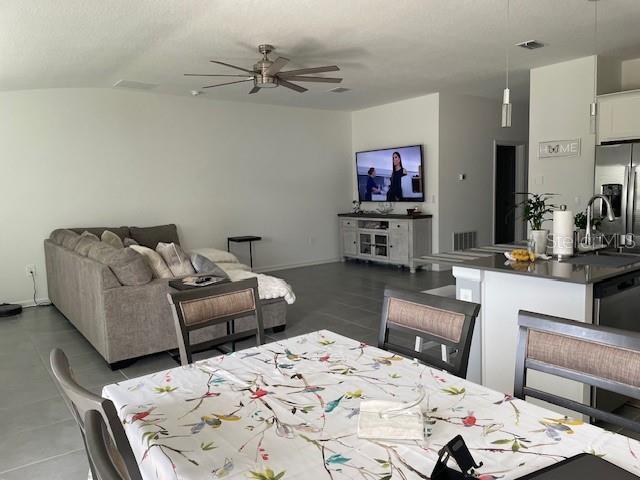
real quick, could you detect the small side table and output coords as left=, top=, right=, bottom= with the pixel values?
left=227, top=236, right=262, bottom=269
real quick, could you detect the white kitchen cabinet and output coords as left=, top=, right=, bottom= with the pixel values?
left=598, top=90, right=640, bottom=143
left=338, top=213, right=432, bottom=272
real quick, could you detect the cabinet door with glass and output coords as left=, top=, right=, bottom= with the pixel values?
left=373, top=234, right=389, bottom=259
left=359, top=233, right=373, bottom=256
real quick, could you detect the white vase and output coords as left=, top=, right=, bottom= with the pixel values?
left=529, top=229, right=549, bottom=255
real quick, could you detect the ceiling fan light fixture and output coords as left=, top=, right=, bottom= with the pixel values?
left=255, top=76, right=278, bottom=88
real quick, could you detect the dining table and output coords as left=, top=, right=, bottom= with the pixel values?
left=103, top=330, right=640, bottom=479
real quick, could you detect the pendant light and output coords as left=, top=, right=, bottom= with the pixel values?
left=501, top=0, right=512, bottom=128
left=589, top=0, right=598, bottom=134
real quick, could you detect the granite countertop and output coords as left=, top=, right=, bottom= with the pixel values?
left=338, top=212, right=433, bottom=219
left=459, top=253, right=640, bottom=285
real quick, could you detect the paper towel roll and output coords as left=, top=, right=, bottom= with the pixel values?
left=553, top=209, right=574, bottom=258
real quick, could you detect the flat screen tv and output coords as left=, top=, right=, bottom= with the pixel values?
left=356, top=145, right=424, bottom=202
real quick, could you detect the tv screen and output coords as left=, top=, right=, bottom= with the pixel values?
left=356, top=145, right=424, bottom=202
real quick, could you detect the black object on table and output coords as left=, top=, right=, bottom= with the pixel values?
left=168, top=275, right=229, bottom=291
left=227, top=236, right=262, bottom=269
left=515, top=453, right=639, bottom=479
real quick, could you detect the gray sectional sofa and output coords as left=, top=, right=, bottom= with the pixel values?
left=44, top=224, right=287, bottom=368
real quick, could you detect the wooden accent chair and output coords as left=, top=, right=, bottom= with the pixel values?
left=85, top=410, right=128, bottom=480
left=515, top=311, right=640, bottom=432
left=167, top=278, right=264, bottom=365
left=49, top=349, right=142, bottom=480
left=378, top=288, right=480, bottom=378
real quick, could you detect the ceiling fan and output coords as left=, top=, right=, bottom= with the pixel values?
left=185, top=44, right=342, bottom=94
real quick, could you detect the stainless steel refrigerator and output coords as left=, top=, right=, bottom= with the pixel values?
left=594, top=142, right=640, bottom=246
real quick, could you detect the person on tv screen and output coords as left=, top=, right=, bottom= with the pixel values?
left=364, top=167, right=381, bottom=201
left=386, top=151, right=407, bottom=201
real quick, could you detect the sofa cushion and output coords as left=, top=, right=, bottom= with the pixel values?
left=107, top=248, right=153, bottom=286
left=101, top=230, right=124, bottom=249
left=81, top=230, right=100, bottom=241
left=130, top=245, right=173, bottom=279
left=156, top=242, right=195, bottom=276
left=70, top=227, right=130, bottom=240
left=50, top=229, right=68, bottom=245
left=190, top=253, right=229, bottom=278
left=123, top=237, right=139, bottom=247
left=87, top=241, right=119, bottom=264
left=74, top=235, right=99, bottom=256
left=130, top=224, right=180, bottom=249
left=58, top=230, right=81, bottom=250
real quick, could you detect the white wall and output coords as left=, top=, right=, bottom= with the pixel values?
left=438, top=93, right=529, bottom=250
left=622, top=57, right=640, bottom=91
left=351, top=94, right=440, bottom=250
left=528, top=56, right=597, bottom=224
left=1, top=88, right=352, bottom=304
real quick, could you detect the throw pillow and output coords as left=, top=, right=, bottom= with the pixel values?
left=59, top=230, right=81, bottom=250
left=50, top=229, right=68, bottom=245
left=87, top=241, right=119, bottom=264
left=74, top=235, right=99, bottom=256
left=130, top=224, right=180, bottom=249
left=130, top=245, right=173, bottom=279
left=81, top=230, right=100, bottom=240
left=190, top=247, right=240, bottom=264
left=107, top=248, right=153, bottom=286
left=123, top=237, right=139, bottom=247
left=101, top=230, right=124, bottom=249
left=156, top=242, right=195, bottom=277
left=190, top=253, right=229, bottom=278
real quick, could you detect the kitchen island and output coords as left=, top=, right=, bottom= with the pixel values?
left=453, top=251, right=640, bottom=414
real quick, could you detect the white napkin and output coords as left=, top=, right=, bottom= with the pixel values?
left=357, top=399, right=425, bottom=440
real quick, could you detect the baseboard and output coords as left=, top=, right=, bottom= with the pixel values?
left=12, top=298, right=52, bottom=308
left=256, top=257, right=341, bottom=273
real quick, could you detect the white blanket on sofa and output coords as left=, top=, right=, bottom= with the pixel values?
left=190, top=248, right=296, bottom=305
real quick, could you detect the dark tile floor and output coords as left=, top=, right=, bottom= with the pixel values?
left=1, top=260, right=638, bottom=478
left=0, top=261, right=452, bottom=478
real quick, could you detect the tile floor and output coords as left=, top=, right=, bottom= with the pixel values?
left=1, top=260, right=638, bottom=478
left=0, top=261, right=452, bottom=478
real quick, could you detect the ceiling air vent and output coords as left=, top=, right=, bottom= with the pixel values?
left=329, top=87, right=350, bottom=93
left=516, top=40, right=544, bottom=50
left=113, top=80, right=157, bottom=90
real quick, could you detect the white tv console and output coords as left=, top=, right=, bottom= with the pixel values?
left=338, top=213, right=432, bottom=273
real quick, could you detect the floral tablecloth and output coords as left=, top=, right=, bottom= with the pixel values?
left=103, top=330, right=640, bottom=480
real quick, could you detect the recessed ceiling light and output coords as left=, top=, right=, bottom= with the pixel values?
left=113, top=80, right=157, bottom=90
left=190, top=90, right=202, bottom=96
left=516, top=40, right=544, bottom=50
left=329, top=87, right=350, bottom=93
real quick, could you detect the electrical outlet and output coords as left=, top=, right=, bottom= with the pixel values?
left=26, top=264, right=35, bottom=278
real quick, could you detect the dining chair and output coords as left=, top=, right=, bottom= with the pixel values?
left=378, top=288, right=480, bottom=378
left=49, top=349, right=142, bottom=480
left=167, top=277, right=265, bottom=365
left=515, top=311, right=640, bottom=433
left=85, top=410, right=127, bottom=480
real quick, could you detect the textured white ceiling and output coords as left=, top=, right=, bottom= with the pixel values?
left=2, top=0, right=640, bottom=110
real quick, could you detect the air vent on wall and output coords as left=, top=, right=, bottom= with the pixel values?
left=329, top=87, right=350, bottom=93
left=516, top=40, right=544, bottom=50
left=453, top=231, right=477, bottom=251
left=113, top=80, right=158, bottom=90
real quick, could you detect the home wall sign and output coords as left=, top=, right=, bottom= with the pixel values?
left=538, top=139, right=581, bottom=158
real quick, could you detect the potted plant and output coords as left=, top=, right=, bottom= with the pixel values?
left=516, top=193, right=557, bottom=255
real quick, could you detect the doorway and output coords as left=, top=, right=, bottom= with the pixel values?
left=493, top=142, right=528, bottom=244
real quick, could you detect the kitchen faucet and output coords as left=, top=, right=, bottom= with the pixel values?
left=584, top=194, right=615, bottom=249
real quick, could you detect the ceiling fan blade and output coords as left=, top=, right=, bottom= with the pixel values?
left=278, top=65, right=340, bottom=77
left=209, top=60, right=255, bottom=74
left=266, top=56, right=290, bottom=75
left=279, top=75, right=342, bottom=83
left=202, top=79, right=254, bottom=89
left=248, top=86, right=260, bottom=94
left=185, top=73, right=254, bottom=78
left=278, top=79, right=307, bottom=93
